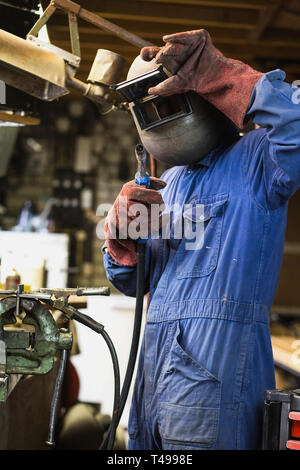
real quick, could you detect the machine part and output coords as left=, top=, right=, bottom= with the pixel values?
left=0, top=0, right=152, bottom=106
left=88, top=50, right=126, bottom=87
left=0, top=296, right=72, bottom=378
left=30, top=0, right=153, bottom=50
left=0, top=29, right=69, bottom=101
left=66, top=75, right=114, bottom=113
left=263, top=389, right=300, bottom=450
left=26, top=34, right=80, bottom=70
left=120, top=55, right=238, bottom=166
left=46, top=346, right=68, bottom=447
left=135, top=144, right=150, bottom=188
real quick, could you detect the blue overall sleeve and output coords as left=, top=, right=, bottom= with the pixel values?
left=102, top=243, right=150, bottom=297
left=246, top=70, right=300, bottom=208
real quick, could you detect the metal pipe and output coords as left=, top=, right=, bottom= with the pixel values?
left=150, top=154, right=157, bottom=178
left=46, top=347, right=68, bottom=448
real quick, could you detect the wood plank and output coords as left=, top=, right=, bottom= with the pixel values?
left=42, top=0, right=257, bottom=30
left=272, top=335, right=300, bottom=376
left=248, top=0, right=282, bottom=43
left=134, top=0, right=268, bottom=9
left=54, top=39, right=300, bottom=60
left=0, top=360, right=60, bottom=450
left=272, top=9, right=300, bottom=31
left=50, top=24, right=300, bottom=49
left=49, top=23, right=247, bottom=40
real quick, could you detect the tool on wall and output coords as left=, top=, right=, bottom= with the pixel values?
left=0, top=284, right=121, bottom=449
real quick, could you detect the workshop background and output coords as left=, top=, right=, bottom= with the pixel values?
left=0, top=0, right=300, bottom=450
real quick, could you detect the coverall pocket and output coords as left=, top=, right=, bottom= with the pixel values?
left=159, top=403, right=219, bottom=448
left=176, top=194, right=228, bottom=278
left=158, top=323, right=221, bottom=447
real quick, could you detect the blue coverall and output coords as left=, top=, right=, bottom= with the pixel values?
left=103, top=71, right=300, bottom=449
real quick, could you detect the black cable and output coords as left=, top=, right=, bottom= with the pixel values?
left=46, top=347, right=68, bottom=447
left=71, top=309, right=121, bottom=450
left=100, top=242, right=146, bottom=450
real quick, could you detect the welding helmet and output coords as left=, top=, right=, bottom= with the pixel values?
left=115, top=55, right=238, bottom=166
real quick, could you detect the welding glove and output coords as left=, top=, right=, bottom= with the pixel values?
left=141, top=29, right=263, bottom=129
left=105, top=178, right=166, bottom=266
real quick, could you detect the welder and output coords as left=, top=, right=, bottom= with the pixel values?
left=102, top=29, right=300, bottom=449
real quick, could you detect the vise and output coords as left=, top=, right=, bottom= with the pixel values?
left=0, top=294, right=72, bottom=402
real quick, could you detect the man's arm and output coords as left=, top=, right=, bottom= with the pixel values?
left=102, top=244, right=150, bottom=297
left=246, top=70, right=300, bottom=208
left=141, top=29, right=300, bottom=208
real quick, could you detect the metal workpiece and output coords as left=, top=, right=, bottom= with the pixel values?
left=39, top=286, right=110, bottom=298
left=76, top=287, right=110, bottom=296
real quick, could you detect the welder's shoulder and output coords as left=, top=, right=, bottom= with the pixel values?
left=230, top=127, right=268, bottom=156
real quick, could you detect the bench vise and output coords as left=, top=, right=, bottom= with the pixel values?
left=0, top=294, right=72, bottom=402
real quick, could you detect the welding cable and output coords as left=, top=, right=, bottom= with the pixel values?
left=100, top=241, right=146, bottom=450
left=71, top=309, right=121, bottom=450
left=46, top=347, right=68, bottom=447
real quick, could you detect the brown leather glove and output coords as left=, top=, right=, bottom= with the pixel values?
left=141, top=29, right=263, bottom=129
left=105, top=177, right=166, bottom=266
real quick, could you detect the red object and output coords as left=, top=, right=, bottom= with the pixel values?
left=286, top=440, right=300, bottom=450
left=289, top=412, right=300, bottom=439
left=141, top=29, right=263, bottom=129
left=289, top=411, right=300, bottom=421
left=105, top=178, right=166, bottom=266
left=5, top=270, right=21, bottom=290
left=291, top=421, right=300, bottom=438
left=63, top=359, right=80, bottom=409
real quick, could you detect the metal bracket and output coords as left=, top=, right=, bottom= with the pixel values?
left=27, top=35, right=80, bottom=68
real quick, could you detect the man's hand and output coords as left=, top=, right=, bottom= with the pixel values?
left=105, top=177, right=166, bottom=266
left=141, top=29, right=263, bottom=129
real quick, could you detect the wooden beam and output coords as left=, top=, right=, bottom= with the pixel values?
left=53, top=38, right=300, bottom=59
left=248, top=0, right=283, bottom=43
left=134, top=0, right=268, bottom=10
left=49, top=23, right=247, bottom=41
left=56, top=11, right=255, bottom=30
left=272, top=9, right=300, bottom=31
left=49, top=25, right=300, bottom=49
left=42, top=0, right=257, bottom=30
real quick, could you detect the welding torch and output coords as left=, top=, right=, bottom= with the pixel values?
left=100, top=144, right=149, bottom=450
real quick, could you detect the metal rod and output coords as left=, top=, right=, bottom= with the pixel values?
left=27, top=3, right=57, bottom=37
left=68, top=11, right=81, bottom=58
left=150, top=154, right=157, bottom=178
left=46, top=347, right=68, bottom=448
